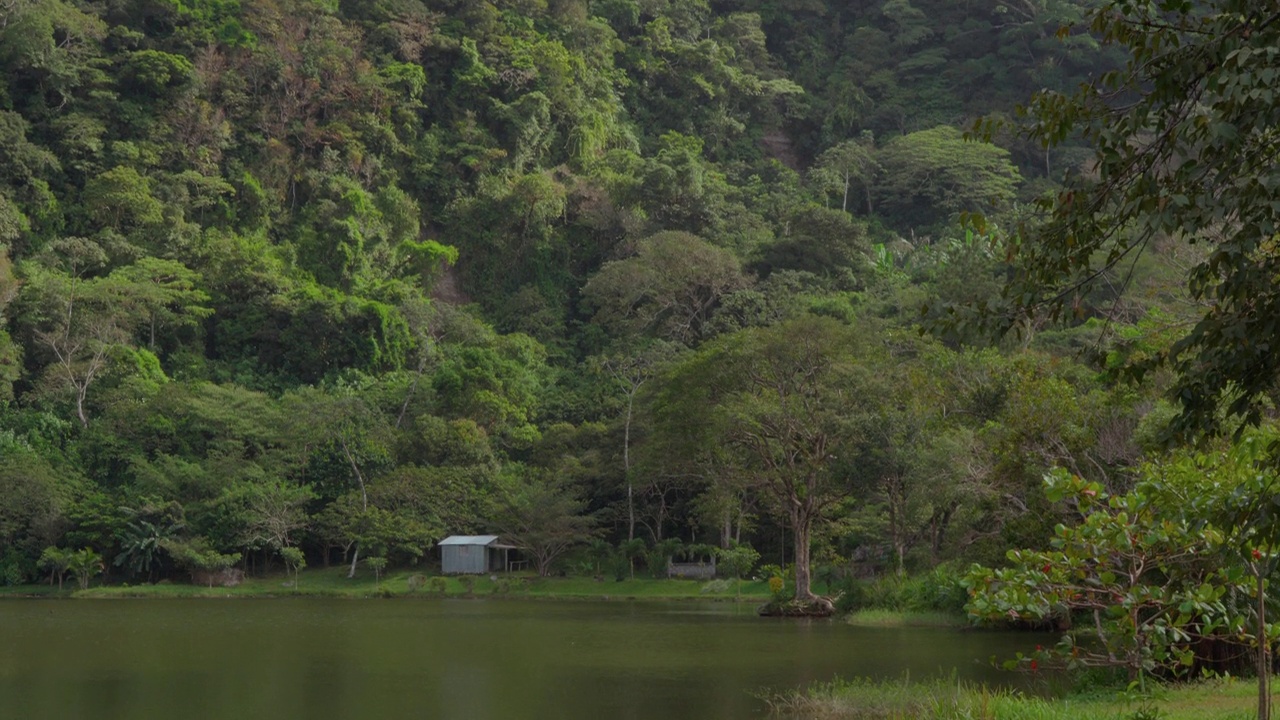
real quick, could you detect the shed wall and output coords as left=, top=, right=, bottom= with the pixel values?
left=442, top=544, right=487, bottom=574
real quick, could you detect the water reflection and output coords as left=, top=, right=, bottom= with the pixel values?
left=0, top=599, right=1047, bottom=720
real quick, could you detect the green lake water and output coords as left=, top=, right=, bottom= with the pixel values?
left=0, top=599, right=1046, bottom=720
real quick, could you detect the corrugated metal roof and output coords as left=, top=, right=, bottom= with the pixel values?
left=439, top=535, right=501, bottom=546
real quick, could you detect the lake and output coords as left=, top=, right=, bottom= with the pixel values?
left=0, top=598, right=1046, bottom=720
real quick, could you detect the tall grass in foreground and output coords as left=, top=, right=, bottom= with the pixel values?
left=766, top=675, right=1263, bottom=720
left=765, top=677, right=1107, bottom=720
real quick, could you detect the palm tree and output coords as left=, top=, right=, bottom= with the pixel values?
left=68, top=549, right=104, bottom=591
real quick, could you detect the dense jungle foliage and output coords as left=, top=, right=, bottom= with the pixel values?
left=0, top=0, right=1211, bottom=601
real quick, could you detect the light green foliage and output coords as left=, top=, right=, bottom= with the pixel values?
left=873, top=126, right=1021, bottom=233
left=716, top=543, right=759, bottom=597
left=269, top=284, right=413, bottom=383
left=811, top=136, right=879, bottom=214
left=105, top=258, right=212, bottom=348
left=364, top=555, right=387, bottom=589
left=431, top=331, right=547, bottom=449
left=37, top=546, right=72, bottom=589
left=218, top=478, right=315, bottom=554
left=163, top=538, right=240, bottom=588
left=0, top=246, right=25, bottom=395
left=315, top=489, right=434, bottom=566
left=292, top=171, right=425, bottom=291
left=121, top=50, right=194, bottom=96
left=67, top=547, right=103, bottom=591
left=83, top=166, right=165, bottom=231
left=279, top=546, right=306, bottom=590
left=398, top=239, right=459, bottom=291
left=493, top=468, right=597, bottom=577
left=18, top=244, right=214, bottom=424
left=582, top=231, right=749, bottom=345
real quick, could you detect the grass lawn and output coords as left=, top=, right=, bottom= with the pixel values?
left=771, top=675, right=1263, bottom=720
left=519, top=574, right=770, bottom=600
left=0, top=582, right=62, bottom=597
left=6, top=565, right=771, bottom=602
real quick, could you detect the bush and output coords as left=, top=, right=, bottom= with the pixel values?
left=902, top=566, right=968, bottom=614
left=835, top=566, right=968, bottom=615
left=701, top=579, right=733, bottom=594
left=833, top=578, right=867, bottom=614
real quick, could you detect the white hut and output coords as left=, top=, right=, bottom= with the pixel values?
left=439, top=535, right=519, bottom=574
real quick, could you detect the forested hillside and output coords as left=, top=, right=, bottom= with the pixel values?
left=0, top=0, right=1186, bottom=591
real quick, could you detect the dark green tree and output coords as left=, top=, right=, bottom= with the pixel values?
left=655, top=315, right=891, bottom=612
left=982, top=0, right=1280, bottom=438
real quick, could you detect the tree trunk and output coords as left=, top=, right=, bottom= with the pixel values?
left=930, top=504, right=955, bottom=565
left=792, top=505, right=814, bottom=602
left=395, top=364, right=423, bottom=429
left=788, top=499, right=835, bottom=614
left=625, top=391, right=635, bottom=542
left=348, top=545, right=361, bottom=579
left=341, top=437, right=368, bottom=580
left=1260, top=570, right=1271, bottom=720
left=886, top=474, right=908, bottom=575
left=75, top=385, right=89, bottom=427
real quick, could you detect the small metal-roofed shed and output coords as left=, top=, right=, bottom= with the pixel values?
left=439, top=535, right=520, bottom=574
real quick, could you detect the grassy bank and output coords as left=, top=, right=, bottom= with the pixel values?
left=769, top=675, right=1260, bottom=720
left=843, top=608, right=967, bottom=628
left=1, top=566, right=773, bottom=601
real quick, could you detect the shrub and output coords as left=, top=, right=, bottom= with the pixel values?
left=835, top=566, right=968, bottom=615
left=701, top=579, right=733, bottom=594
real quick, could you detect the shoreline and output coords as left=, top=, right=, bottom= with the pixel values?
left=0, top=567, right=778, bottom=603
left=3, top=571, right=978, bottom=630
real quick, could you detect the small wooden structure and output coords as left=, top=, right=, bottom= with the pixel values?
left=667, top=558, right=716, bottom=580
left=439, top=535, right=520, bottom=574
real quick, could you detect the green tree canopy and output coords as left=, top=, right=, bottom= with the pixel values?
left=875, top=126, right=1021, bottom=233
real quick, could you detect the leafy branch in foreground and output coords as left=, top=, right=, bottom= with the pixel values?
left=967, top=433, right=1280, bottom=720
left=972, top=0, right=1280, bottom=439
